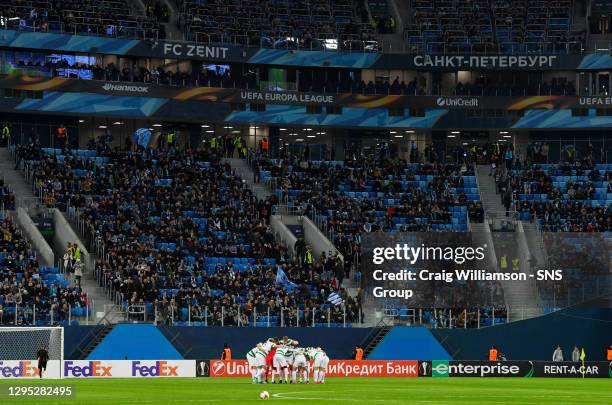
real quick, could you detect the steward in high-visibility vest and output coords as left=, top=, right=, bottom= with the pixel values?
left=210, top=136, right=218, bottom=150
left=500, top=255, right=508, bottom=271
left=488, top=346, right=498, bottom=361
left=166, top=132, right=174, bottom=145
left=512, top=257, right=520, bottom=271
left=67, top=244, right=75, bottom=258
left=2, top=124, right=10, bottom=144
left=304, top=248, right=313, bottom=267
left=261, top=138, right=269, bottom=153
left=57, top=125, right=67, bottom=140
left=354, top=346, right=364, bottom=360
left=222, top=344, right=232, bottom=360
left=607, top=345, right=612, bottom=361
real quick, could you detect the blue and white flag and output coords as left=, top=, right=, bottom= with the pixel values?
left=132, top=128, right=152, bottom=148
left=327, top=292, right=344, bottom=306
left=275, top=267, right=297, bottom=290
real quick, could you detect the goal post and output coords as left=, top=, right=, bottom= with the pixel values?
left=0, top=327, right=64, bottom=379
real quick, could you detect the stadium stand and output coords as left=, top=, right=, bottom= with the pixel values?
left=17, top=141, right=361, bottom=327
left=249, top=149, right=506, bottom=328
left=405, top=0, right=584, bottom=53
left=175, top=0, right=377, bottom=48
left=0, top=215, right=86, bottom=326
left=0, top=0, right=163, bottom=39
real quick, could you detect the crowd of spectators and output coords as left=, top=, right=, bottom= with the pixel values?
left=0, top=216, right=88, bottom=326
left=537, top=232, right=610, bottom=308
left=252, top=149, right=483, bottom=275
left=11, top=132, right=610, bottom=328
left=176, top=0, right=376, bottom=47
left=406, top=0, right=584, bottom=53
left=0, top=179, right=15, bottom=211
left=1, top=0, right=162, bottom=39
left=455, top=77, right=576, bottom=97
left=489, top=142, right=612, bottom=232
left=16, top=139, right=362, bottom=326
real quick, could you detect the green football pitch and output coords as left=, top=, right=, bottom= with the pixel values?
left=0, top=378, right=610, bottom=404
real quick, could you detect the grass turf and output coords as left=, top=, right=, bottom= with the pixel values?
left=0, top=377, right=610, bottom=404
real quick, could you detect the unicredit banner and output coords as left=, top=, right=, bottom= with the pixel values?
left=208, top=360, right=418, bottom=377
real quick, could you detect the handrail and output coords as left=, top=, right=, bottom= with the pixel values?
left=3, top=24, right=610, bottom=55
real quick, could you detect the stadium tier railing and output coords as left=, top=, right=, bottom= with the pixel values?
left=0, top=296, right=94, bottom=327
left=2, top=18, right=160, bottom=41
left=121, top=302, right=361, bottom=327
left=378, top=306, right=541, bottom=328
left=3, top=23, right=611, bottom=55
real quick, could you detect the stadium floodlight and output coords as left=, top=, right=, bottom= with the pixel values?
left=447, top=135, right=456, bottom=138
left=113, top=121, right=123, bottom=125
left=503, top=135, right=512, bottom=138
left=280, top=128, right=287, bottom=131
left=394, top=135, right=403, bottom=138
left=201, top=124, right=209, bottom=128
left=296, top=138, right=304, bottom=142
left=152, top=123, right=162, bottom=127
left=78, top=119, right=85, bottom=123
left=98, top=125, right=107, bottom=129
left=205, top=130, right=214, bottom=133
left=451, top=131, right=460, bottom=134
left=223, top=126, right=233, bottom=129
left=405, top=130, right=415, bottom=133
left=0, top=327, right=64, bottom=379
left=390, top=131, right=397, bottom=134
left=499, top=131, right=509, bottom=134
left=307, top=135, right=316, bottom=138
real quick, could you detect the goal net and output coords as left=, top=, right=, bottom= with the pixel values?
left=0, top=327, right=64, bottom=378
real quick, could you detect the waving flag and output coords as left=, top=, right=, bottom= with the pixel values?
left=275, top=267, right=297, bottom=290
left=327, top=292, right=344, bottom=306
left=132, top=128, right=152, bottom=148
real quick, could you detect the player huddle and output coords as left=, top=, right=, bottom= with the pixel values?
left=246, top=336, right=329, bottom=384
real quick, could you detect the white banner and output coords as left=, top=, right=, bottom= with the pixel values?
left=0, top=360, right=61, bottom=379
left=63, top=360, right=195, bottom=378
